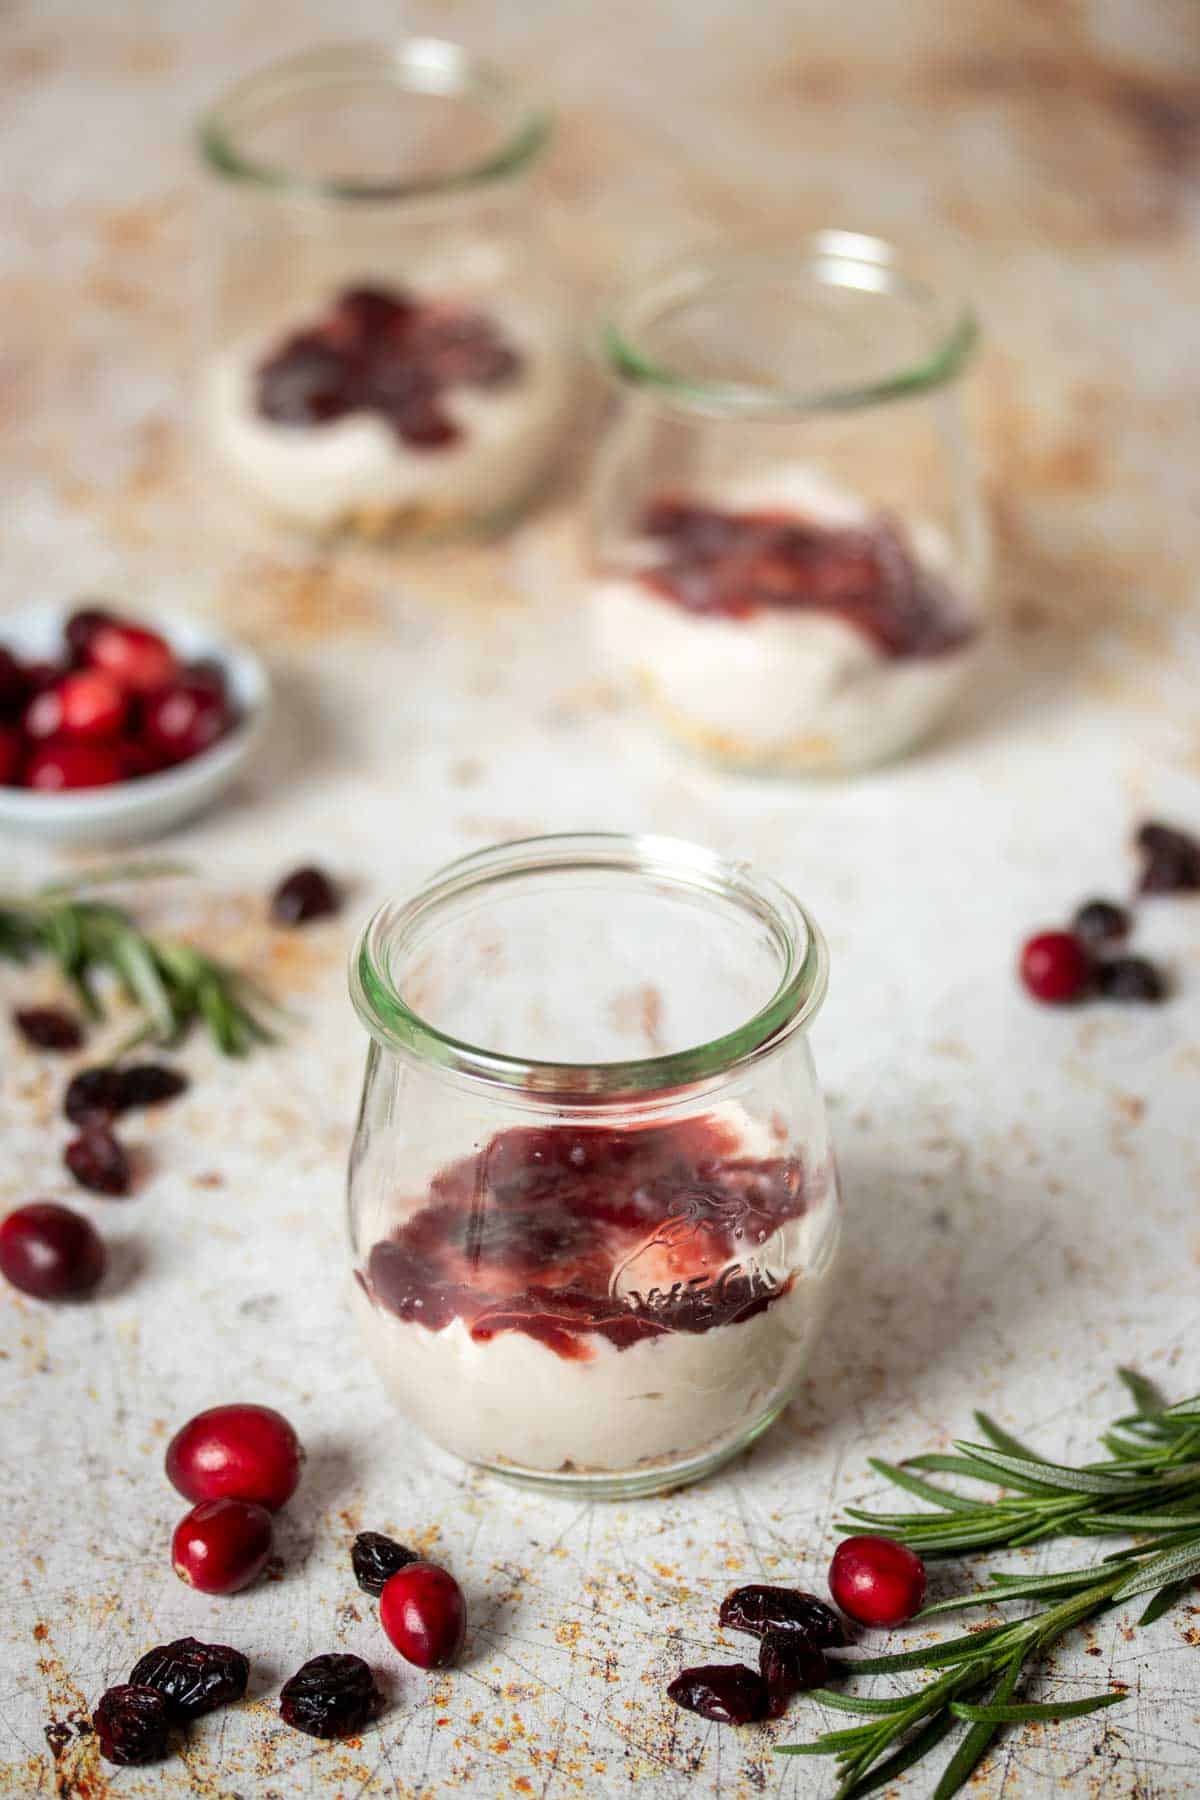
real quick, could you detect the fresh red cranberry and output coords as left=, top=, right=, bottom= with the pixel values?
left=0, top=724, right=21, bottom=783
left=352, top=1530, right=418, bottom=1596
left=129, top=1636, right=249, bottom=1720
left=719, top=1584, right=846, bottom=1646
left=142, top=680, right=229, bottom=763
left=270, top=865, right=339, bottom=926
left=65, top=1127, right=132, bottom=1196
left=65, top=605, right=117, bottom=665
left=87, top=622, right=178, bottom=695
left=166, top=1403, right=303, bottom=1510
left=13, top=1005, right=83, bottom=1051
left=183, top=657, right=228, bottom=700
left=0, top=647, right=27, bottom=715
left=172, top=1498, right=273, bottom=1594
left=279, top=1654, right=382, bottom=1739
left=1019, top=930, right=1091, bottom=1005
left=25, top=670, right=127, bottom=742
left=759, top=1630, right=828, bottom=1717
left=828, top=1535, right=927, bottom=1628
left=24, top=739, right=123, bottom=791
left=92, top=1683, right=171, bottom=1765
left=0, top=1202, right=106, bottom=1300
left=666, top=1664, right=769, bottom=1725
left=379, top=1562, right=467, bottom=1669
left=117, top=735, right=172, bottom=782
left=1095, top=956, right=1168, bottom=1003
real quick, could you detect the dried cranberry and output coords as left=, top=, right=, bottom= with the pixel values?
left=1019, top=930, right=1091, bottom=1005
left=64, top=1062, right=187, bottom=1125
left=64, top=1127, right=132, bottom=1197
left=87, top=622, right=178, bottom=695
left=92, top=1683, right=171, bottom=1765
left=166, top=1402, right=303, bottom=1510
left=65, top=605, right=117, bottom=665
left=63, top=1066, right=126, bottom=1124
left=829, top=1536, right=927, bottom=1628
left=279, top=1653, right=382, bottom=1739
left=327, top=286, right=417, bottom=346
left=1095, top=956, right=1168, bottom=1003
left=352, top=1530, right=418, bottom=1596
left=1072, top=898, right=1132, bottom=946
left=1136, top=820, right=1200, bottom=895
left=13, top=1006, right=83, bottom=1052
left=0, top=1202, right=106, bottom=1300
left=116, top=1062, right=189, bottom=1110
left=129, top=1637, right=249, bottom=1721
left=379, top=1562, right=467, bottom=1669
left=759, top=1630, right=827, bottom=1717
left=391, top=397, right=460, bottom=450
left=718, top=1585, right=846, bottom=1646
left=25, top=739, right=123, bottom=791
left=270, top=865, right=339, bottom=926
left=172, top=1498, right=273, bottom=1594
left=666, top=1664, right=769, bottom=1725
left=143, top=680, right=230, bottom=764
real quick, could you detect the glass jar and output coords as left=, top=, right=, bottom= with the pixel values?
left=195, top=41, right=573, bottom=541
left=589, top=235, right=987, bottom=774
left=347, top=832, right=839, bottom=1500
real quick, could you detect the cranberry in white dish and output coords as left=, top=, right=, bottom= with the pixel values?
left=591, top=238, right=987, bottom=772
left=348, top=833, right=839, bottom=1498
left=197, top=42, right=571, bottom=539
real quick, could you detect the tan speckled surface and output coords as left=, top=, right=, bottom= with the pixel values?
left=2, top=1, right=1200, bottom=1794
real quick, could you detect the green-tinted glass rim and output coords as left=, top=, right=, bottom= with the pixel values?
left=350, top=832, right=828, bottom=1102
left=597, top=233, right=979, bottom=417
left=197, top=40, right=551, bottom=203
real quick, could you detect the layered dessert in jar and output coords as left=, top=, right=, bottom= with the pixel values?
left=353, top=1108, right=838, bottom=1480
left=203, top=283, right=571, bottom=536
left=593, top=468, right=984, bottom=773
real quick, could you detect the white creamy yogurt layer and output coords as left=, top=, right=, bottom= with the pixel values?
left=593, top=467, right=984, bottom=772
left=204, top=305, right=571, bottom=532
left=353, top=1265, right=832, bottom=1475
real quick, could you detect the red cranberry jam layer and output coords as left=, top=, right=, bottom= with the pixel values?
left=634, top=497, right=974, bottom=658
left=363, top=1118, right=809, bottom=1361
left=254, top=285, right=523, bottom=452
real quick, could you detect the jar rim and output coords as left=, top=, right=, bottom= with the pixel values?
left=197, top=39, right=551, bottom=203
left=350, top=832, right=828, bottom=1101
left=596, top=233, right=979, bottom=417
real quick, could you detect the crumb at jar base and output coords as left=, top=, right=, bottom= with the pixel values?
left=352, top=1270, right=834, bottom=1498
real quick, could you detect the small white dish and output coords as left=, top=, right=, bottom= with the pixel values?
left=0, top=604, right=270, bottom=848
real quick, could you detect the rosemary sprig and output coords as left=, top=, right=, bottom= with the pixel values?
left=777, top=1369, right=1200, bottom=1797
left=0, top=866, right=280, bottom=1056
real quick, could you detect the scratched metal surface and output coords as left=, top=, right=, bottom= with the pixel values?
left=2, top=1, right=1200, bottom=1795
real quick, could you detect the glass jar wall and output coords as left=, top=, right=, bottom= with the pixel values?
left=589, top=235, right=988, bottom=774
left=196, top=41, right=573, bottom=541
left=347, top=833, right=841, bottom=1499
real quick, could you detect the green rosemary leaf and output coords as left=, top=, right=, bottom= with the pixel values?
left=775, top=1731, right=873, bottom=1756
left=1086, top=1510, right=1200, bottom=1532
left=1111, top=1541, right=1200, bottom=1602
left=1117, top=1367, right=1169, bottom=1418
left=953, top=1442, right=1134, bottom=1496
left=932, top=1657, right=1022, bottom=1800
left=838, top=1624, right=1014, bottom=1674
left=1137, top=1579, right=1191, bottom=1626
left=972, top=1413, right=1051, bottom=1463
left=804, top=1689, right=915, bottom=1717
left=919, top=1567, right=1101, bottom=1616
left=906, top=1453, right=1063, bottom=1495
left=950, top=1693, right=1125, bottom=1723
left=110, top=932, right=176, bottom=1040
left=1163, top=1394, right=1200, bottom=1421
left=834, top=1708, right=961, bottom=1800
left=867, top=1458, right=991, bottom=1514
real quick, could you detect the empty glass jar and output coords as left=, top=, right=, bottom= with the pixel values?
left=589, top=235, right=988, bottom=773
left=196, top=41, right=573, bottom=540
left=347, top=832, right=840, bottom=1499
